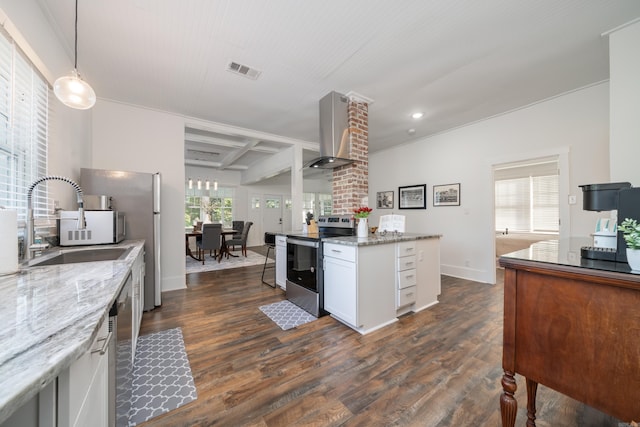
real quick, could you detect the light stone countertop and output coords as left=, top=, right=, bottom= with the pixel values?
left=0, top=240, right=145, bottom=424
left=322, top=233, right=442, bottom=246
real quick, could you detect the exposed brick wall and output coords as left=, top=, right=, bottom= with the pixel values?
left=332, top=99, right=368, bottom=215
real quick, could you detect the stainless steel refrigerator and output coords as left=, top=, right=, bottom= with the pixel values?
left=80, top=168, right=161, bottom=310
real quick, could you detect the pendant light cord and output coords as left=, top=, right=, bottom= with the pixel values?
left=74, top=0, right=78, bottom=70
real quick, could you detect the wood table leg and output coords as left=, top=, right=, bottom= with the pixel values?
left=186, top=235, right=202, bottom=261
left=526, top=378, right=538, bottom=427
left=500, top=370, right=517, bottom=427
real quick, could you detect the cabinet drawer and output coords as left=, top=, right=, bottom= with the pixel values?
left=398, top=268, right=417, bottom=289
left=397, top=241, right=416, bottom=257
left=397, top=286, right=417, bottom=307
left=397, top=255, right=416, bottom=271
left=324, top=243, right=356, bottom=262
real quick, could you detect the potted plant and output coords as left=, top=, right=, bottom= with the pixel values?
left=353, top=206, right=372, bottom=238
left=618, top=218, right=640, bottom=271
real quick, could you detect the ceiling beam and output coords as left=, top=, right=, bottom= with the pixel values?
left=185, top=159, right=248, bottom=170
left=185, top=134, right=281, bottom=153
left=219, top=140, right=260, bottom=169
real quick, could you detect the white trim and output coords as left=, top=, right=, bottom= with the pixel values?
left=0, top=8, right=54, bottom=84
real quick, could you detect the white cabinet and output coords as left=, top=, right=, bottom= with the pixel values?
left=396, top=241, right=417, bottom=311
left=323, top=242, right=395, bottom=334
left=414, top=238, right=442, bottom=311
left=131, top=249, right=145, bottom=360
left=275, top=235, right=287, bottom=289
left=58, top=313, right=110, bottom=427
left=323, top=244, right=357, bottom=326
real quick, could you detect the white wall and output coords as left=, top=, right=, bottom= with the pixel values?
left=91, top=100, right=186, bottom=292
left=369, top=83, right=610, bottom=284
left=609, top=20, right=640, bottom=185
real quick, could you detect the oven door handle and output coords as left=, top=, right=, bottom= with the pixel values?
left=287, top=238, right=320, bottom=248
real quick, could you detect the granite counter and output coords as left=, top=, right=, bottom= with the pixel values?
left=323, top=233, right=441, bottom=246
left=0, top=240, right=145, bottom=424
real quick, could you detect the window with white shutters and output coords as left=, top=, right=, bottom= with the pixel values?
left=494, top=157, right=559, bottom=233
left=0, top=28, right=49, bottom=226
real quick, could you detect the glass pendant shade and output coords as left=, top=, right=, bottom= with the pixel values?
left=54, top=69, right=96, bottom=110
left=214, top=181, right=218, bottom=191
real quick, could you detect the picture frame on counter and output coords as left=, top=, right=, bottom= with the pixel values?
left=376, top=191, right=394, bottom=209
left=398, top=184, right=426, bottom=209
left=433, top=183, right=460, bottom=206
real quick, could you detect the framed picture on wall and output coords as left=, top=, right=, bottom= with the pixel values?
left=398, top=184, right=426, bottom=209
left=376, top=191, right=394, bottom=209
left=433, top=183, right=460, bottom=206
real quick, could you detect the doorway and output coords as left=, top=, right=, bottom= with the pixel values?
left=263, top=194, right=283, bottom=235
left=493, top=155, right=564, bottom=266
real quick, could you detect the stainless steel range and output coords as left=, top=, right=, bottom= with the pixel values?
left=286, top=215, right=355, bottom=317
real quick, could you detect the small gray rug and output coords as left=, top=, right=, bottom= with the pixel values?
left=128, top=328, right=197, bottom=426
left=259, top=300, right=317, bottom=330
left=186, top=249, right=273, bottom=274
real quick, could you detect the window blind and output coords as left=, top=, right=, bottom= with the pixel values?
left=0, top=28, right=49, bottom=225
left=495, top=157, right=559, bottom=233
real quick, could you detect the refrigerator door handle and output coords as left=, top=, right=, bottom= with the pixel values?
left=153, top=173, right=161, bottom=214
left=153, top=213, right=161, bottom=306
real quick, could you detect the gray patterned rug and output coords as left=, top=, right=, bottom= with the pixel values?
left=128, top=328, right=197, bottom=426
left=186, top=249, right=273, bottom=274
left=259, top=300, right=317, bottom=330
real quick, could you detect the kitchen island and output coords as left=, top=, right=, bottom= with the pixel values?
left=322, top=233, right=441, bottom=334
left=498, top=239, right=640, bottom=426
left=0, top=240, right=145, bottom=425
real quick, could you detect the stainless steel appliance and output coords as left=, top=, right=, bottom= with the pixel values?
left=304, top=91, right=354, bottom=169
left=81, top=168, right=162, bottom=310
left=83, top=194, right=113, bottom=210
left=286, top=215, right=354, bottom=316
left=59, top=210, right=126, bottom=246
left=579, top=182, right=640, bottom=262
left=109, top=272, right=133, bottom=427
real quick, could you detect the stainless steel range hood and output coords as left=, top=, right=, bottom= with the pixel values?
left=305, top=91, right=354, bottom=169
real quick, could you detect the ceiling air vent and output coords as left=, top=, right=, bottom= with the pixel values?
left=226, top=61, right=261, bottom=80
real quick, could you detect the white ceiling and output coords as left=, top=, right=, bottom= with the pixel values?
left=37, top=0, right=640, bottom=175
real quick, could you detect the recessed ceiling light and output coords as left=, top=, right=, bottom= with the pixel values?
left=411, top=112, right=424, bottom=119
left=407, top=128, right=416, bottom=135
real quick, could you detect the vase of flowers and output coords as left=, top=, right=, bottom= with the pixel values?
left=618, top=218, right=640, bottom=272
left=354, top=206, right=372, bottom=238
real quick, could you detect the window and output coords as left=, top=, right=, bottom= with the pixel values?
left=302, top=192, right=332, bottom=222
left=494, top=158, right=559, bottom=233
left=184, top=186, right=234, bottom=228
left=0, top=28, right=49, bottom=226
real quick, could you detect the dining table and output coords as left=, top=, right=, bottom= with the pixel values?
left=185, top=228, right=236, bottom=261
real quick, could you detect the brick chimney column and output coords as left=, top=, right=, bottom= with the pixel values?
left=332, top=99, right=368, bottom=215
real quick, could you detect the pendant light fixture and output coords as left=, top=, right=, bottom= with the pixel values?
left=53, top=0, right=96, bottom=110
left=205, top=180, right=210, bottom=190
left=197, top=179, right=202, bottom=190
left=188, top=178, right=193, bottom=189
left=214, top=180, right=218, bottom=191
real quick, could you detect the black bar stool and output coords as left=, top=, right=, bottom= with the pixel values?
left=261, top=232, right=276, bottom=287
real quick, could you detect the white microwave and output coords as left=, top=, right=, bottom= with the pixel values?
left=59, top=210, right=126, bottom=246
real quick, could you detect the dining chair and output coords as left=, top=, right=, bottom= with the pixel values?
left=196, top=223, right=222, bottom=264
left=230, top=220, right=244, bottom=250
left=226, top=221, right=252, bottom=258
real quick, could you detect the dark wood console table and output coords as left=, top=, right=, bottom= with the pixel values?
left=499, top=240, right=640, bottom=426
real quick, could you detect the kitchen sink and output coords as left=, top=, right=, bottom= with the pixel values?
left=27, top=246, right=133, bottom=267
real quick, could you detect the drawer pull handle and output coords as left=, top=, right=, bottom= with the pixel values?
left=331, top=249, right=342, bottom=253
left=405, top=274, right=414, bottom=279
left=405, top=293, right=414, bottom=297
left=91, top=331, right=113, bottom=355
left=405, top=262, right=414, bottom=266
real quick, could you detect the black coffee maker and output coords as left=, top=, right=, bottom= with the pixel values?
left=579, top=182, right=640, bottom=262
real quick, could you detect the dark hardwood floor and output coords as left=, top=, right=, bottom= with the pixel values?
left=139, top=247, right=622, bottom=426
